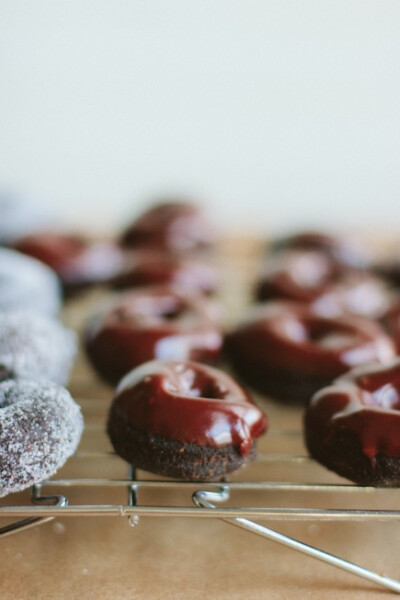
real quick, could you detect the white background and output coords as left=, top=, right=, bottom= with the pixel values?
left=0, top=1, right=400, bottom=235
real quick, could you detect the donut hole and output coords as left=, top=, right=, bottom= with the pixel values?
left=355, top=369, right=400, bottom=410
left=196, top=378, right=229, bottom=400
left=173, top=365, right=229, bottom=400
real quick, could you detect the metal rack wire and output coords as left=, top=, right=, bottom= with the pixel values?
left=2, top=440, right=400, bottom=593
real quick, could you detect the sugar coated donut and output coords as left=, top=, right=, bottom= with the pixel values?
left=0, top=193, right=55, bottom=245
left=0, top=311, right=77, bottom=385
left=0, top=248, right=61, bottom=315
left=0, top=379, right=83, bottom=497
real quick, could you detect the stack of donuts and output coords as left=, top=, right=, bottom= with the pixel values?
left=0, top=246, right=83, bottom=497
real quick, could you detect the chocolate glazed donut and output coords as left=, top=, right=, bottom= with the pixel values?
left=84, top=287, right=223, bottom=385
left=14, top=232, right=123, bottom=296
left=225, top=302, right=396, bottom=404
left=107, top=360, right=267, bottom=480
left=112, top=251, right=218, bottom=296
left=305, top=359, right=400, bottom=486
left=255, top=250, right=390, bottom=319
left=120, top=201, right=214, bottom=253
left=270, top=231, right=371, bottom=269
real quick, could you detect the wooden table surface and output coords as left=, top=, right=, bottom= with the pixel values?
left=1, top=238, right=399, bottom=600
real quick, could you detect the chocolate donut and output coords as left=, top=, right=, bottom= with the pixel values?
left=0, top=311, right=77, bottom=385
left=225, top=302, right=396, bottom=403
left=0, top=248, right=61, bottom=315
left=271, top=231, right=371, bottom=269
left=255, top=250, right=390, bottom=319
left=84, top=287, right=223, bottom=385
left=112, top=251, right=218, bottom=295
left=14, top=232, right=124, bottom=296
left=107, top=360, right=267, bottom=480
left=0, top=379, right=83, bottom=497
left=120, top=201, right=214, bottom=253
left=305, top=358, right=400, bottom=486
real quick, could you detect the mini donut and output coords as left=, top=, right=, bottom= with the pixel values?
left=0, top=379, right=83, bottom=497
left=14, top=232, right=124, bottom=296
left=0, top=192, right=56, bottom=245
left=112, top=251, right=218, bottom=295
left=0, top=248, right=61, bottom=315
left=225, top=302, right=396, bottom=403
left=120, top=200, right=214, bottom=253
left=255, top=250, right=390, bottom=319
left=84, top=287, right=223, bottom=385
left=305, top=358, right=400, bottom=486
left=270, top=231, right=372, bottom=269
left=0, top=311, right=77, bottom=385
left=107, top=360, right=267, bottom=480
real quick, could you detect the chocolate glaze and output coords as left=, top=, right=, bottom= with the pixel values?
left=305, top=359, right=400, bottom=485
left=112, top=251, right=218, bottom=295
left=255, top=250, right=390, bottom=319
left=270, top=231, right=372, bottom=269
left=226, top=302, right=396, bottom=403
left=14, top=232, right=123, bottom=295
left=84, top=287, right=223, bottom=385
left=120, top=201, right=214, bottom=253
left=111, top=360, right=267, bottom=455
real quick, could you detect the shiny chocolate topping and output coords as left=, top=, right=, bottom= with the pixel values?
left=111, top=360, right=267, bottom=455
left=84, top=287, right=223, bottom=385
left=120, top=201, right=214, bottom=252
left=308, top=359, right=400, bottom=459
left=255, top=250, right=390, bottom=319
left=227, top=302, right=395, bottom=378
left=270, top=231, right=372, bottom=269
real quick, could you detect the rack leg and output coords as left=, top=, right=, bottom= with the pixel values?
left=193, top=488, right=400, bottom=594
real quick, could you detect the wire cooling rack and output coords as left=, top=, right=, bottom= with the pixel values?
left=2, top=417, right=400, bottom=594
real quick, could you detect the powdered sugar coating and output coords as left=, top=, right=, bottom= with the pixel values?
left=0, top=379, right=84, bottom=497
left=0, top=193, right=56, bottom=244
left=0, top=248, right=61, bottom=315
left=0, top=311, right=77, bottom=385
